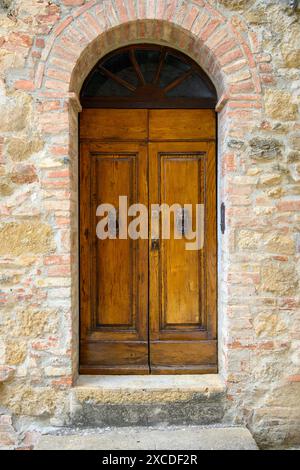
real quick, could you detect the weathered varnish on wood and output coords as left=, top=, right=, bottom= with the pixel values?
left=80, top=109, right=217, bottom=374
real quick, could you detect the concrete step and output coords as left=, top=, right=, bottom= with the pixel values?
left=35, top=425, right=258, bottom=450
left=67, top=375, right=226, bottom=427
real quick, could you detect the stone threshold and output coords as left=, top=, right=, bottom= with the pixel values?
left=75, top=374, right=225, bottom=393
left=68, top=374, right=226, bottom=427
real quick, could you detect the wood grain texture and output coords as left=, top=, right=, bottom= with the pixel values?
left=80, top=109, right=148, bottom=141
left=80, top=139, right=149, bottom=373
left=149, top=109, right=216, bottom=141
left=148, top=140, right=217, bottom=373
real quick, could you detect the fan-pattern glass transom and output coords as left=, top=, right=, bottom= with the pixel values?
left=80, top=45, right=217, bottom=109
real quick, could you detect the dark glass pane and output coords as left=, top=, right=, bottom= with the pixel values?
left=166, top=73, right=215, bottom=98
left=80, top=46, right=217, bottom=104
left=135, top=49, right=161, bottom=83
left=102, top=51, right=139, bottom=87
left=82, top=70, right=133, bottom=97
left=159, top=53, right=190, bottom=88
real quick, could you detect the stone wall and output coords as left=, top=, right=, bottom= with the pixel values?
left=0, top=0, right=299, bottom=449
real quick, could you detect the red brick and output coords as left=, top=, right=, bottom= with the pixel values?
left=52, top=377, right=73, bottom=388
left=82, top=12, right=103, bottom=35
left=214, top=39, right=237, bottom=58
left=241, top=43, right=256, bottom=68
left=227, top=109, right=258, bottom=120
left=14, top=80, right=35, bottom=91
left=287, top=375, right=300, bottom=383
left=138, top=0, right=146, bottom=18
left=259, top=63, right=273, bottom=73
left=47, top=265, right=71, bottom=276
left=50, top=145, right=68, bottom=156
left=37, top=100, right=61, bottom=112
left=74, top=0, right=97, bottom=18
left=229, top=341, right=274, bottom=350
left=223, top=59, right=247, bottom=75
left=46, top=68, right=70, bottom=82
left=231, top=94, right=260, bottom=102
left=42, top=179, right=69, bottom=189
left=204, top=1, right=226, bottom=22
left=127, top=0, right=137, bottom=19
left=223, top=153, right=236, bottom=173
left=35, top=38, right=45, bottom=49
left=55, top=217, right=70, bottom=226
left=228, top=101, right=262, bottom=109
left=49, top=57, right=74, bottom=73
left=35, top=61, right=45, bottom=89
left=8, top=32, right=33, bottom=48
left=52, top=44, right=78, bottom=62
left=47, top=169, right=70, bottom=178
left=165, top=0, right=179, bottom=21
left=44, top=255, right=71, bottom=265
left=191, top=11, right=210, bottom=35
left=45, top=79, right=69, bottom=92
left=230, top=80, right=255, bottom=94
left=115, top=0, right=129, bottom=22
left=36, top=13, right=60, bottom=29
left=256, top=53, right=272, bottom=63
left=62, top=0, right=84, bottom=5
left=207, top=27, right=229, bottom=49
left=39, top=91, right=67, bottom=99
left=249, top=31, right=260, bottom=54
left=54, top=16, right=73, bottom=38
left=39, top=113, right=69, bottom=133
left=44, top=200, right=70, bottom=212
left=147, top=0, right=156, bottom=18
left=260, top=74, right=276, bottom=85
left=32, top=338, right=59, bottom=351
left=199, top=19, right=221, bottom=42
left=219, top=48, right=244, bottom=66
left=277, top=201, right=300, bottom=212
left=251, top=69, right=262, bottom=93
left=182, top=6, right=199, bottom=29
left=31, top=50, right=41, bottom=59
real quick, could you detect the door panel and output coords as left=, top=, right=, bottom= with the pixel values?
left=149, top=109, right=215, bottom=140
left=149, top=141, right=217, bottom=374
left=80, top=109, right=148, bottom=141
left=160, top=153, right=204, bottom=329
left=80, top=141, right=149, bottom=374
left=93, top=154, right=135, bottom=328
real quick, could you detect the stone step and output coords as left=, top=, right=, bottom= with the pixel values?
left=35, top=425, right=258, bottom=450
left=67, top=375, right=226, bottom=428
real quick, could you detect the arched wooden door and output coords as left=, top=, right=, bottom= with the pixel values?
left=79, top=45, right=217, bottom=375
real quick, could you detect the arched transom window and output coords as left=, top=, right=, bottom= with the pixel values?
left=80, top=44, right=217, bottom=108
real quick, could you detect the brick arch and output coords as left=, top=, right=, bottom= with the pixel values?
left=34, top=0, right=263, bottom=109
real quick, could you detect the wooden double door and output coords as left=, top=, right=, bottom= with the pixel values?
left=80, top=109, right=217, bottom=374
